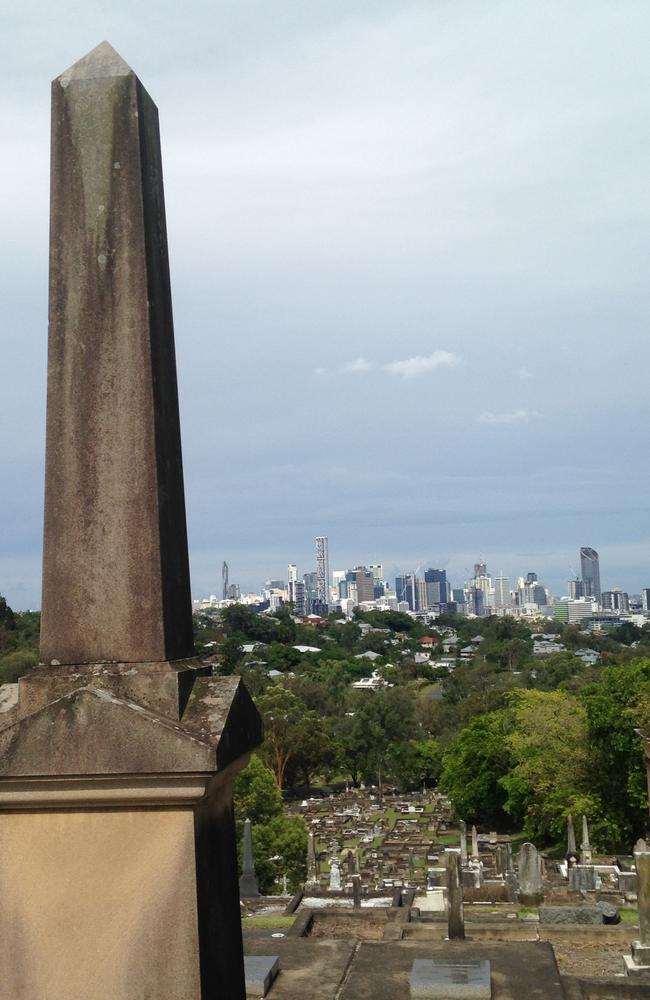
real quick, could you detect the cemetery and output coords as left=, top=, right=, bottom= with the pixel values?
left=1, top=38, right=650, bottom=1000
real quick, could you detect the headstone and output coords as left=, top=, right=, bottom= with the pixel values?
left=624, top=851, right=650, bottom=977
left=459, top=820, right=468, bottom=865
left=329, top=860, right=342, bottom=891
left=244, top=956, right=280, bottom=998
left=408, top=849, right=416, bottom=880
left=306, top=831, right=319, bottom=887
left=539, top=906, right=603, bottom=925
left=239, top=818, right=260, bottom=897
left=410, top=959, right=491, bottom=999
left=568, top=865, right=599, bottom=892
left=0, top=42, right=262, bottom=1000
left=567, top=814, right=576, bottom=855
left=447, top=852, right=465, bottom=941
left=580, top=815, right=593, bottom=865
left=517, top=843, right=543, bottom=905
left=347, top=849, right=355, bottom=875
left=471, top=825, right=479, bottom=861
left=352, top=874, right=362, bottom=908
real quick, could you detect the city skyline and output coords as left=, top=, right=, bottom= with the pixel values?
left=2, top=4, right=650, bottom=612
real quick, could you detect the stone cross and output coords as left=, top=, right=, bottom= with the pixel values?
left=239, top=818, right=260, bottom=898
left=580, top=815, right=593, bottom=865
left=567, top=814, right=576, bottom=855
left=446, top=852, right=465, bottom=940
left=459, top=819, right=468, bottom=865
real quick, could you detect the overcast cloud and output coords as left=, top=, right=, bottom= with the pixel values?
left=1, top=1, right=650, bottom=608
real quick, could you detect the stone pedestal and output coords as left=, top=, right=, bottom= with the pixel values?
left=0, top=666, right=262, bottom=999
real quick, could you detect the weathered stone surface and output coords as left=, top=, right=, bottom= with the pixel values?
left=244, top=956, right=279, bottom=998
left=42, top=41, right=192, bottom=666
left=637, top=851, right=650, bottom=945
left=447, top=852, right=465, bottom=941
left=240, top=819, right=260, bottom=898
left=410, top=959, right=491, bottom=999
left=0, top=674, right=261, bottom=777
left=538, top=906, right=603, bottom=925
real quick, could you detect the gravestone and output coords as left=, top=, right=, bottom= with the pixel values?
left=471, top=825, right=479, bottom=861
left=306, top=831, right=319, bottom=887
left=239, top=819, right=260, bottom=898
left=580, top=815, right=593, bottom=865
left=459, top=820, right=468, bottom=865
left=447, top=851, right=465, bottom=940
left=352, top=874, right=362, bottom=908
left=410, top=959, right=491, bottom=999
left=624, top=850, right=650, bottom=978
left=567, top=814, right=576, bottom=855
left=517, top=843, right=544, bottom=905
left=329, top=860, right=342, bottom=891
left=0, top=42, right=262, bottom=1000
left=568, top=865, right=599, bottom=892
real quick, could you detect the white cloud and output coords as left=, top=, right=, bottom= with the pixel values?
left=478, top=409, right=537, bottom=425
left=383, top=350, right=463, bottom=379
left=342, top=356, right=376, bottom=374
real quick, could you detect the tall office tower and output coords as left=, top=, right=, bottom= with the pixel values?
left=395, top=574, right=417, bottom=610
left=315, top=536, right=330, bottom=604
left=287, top=564, right=298, bottom=604
left=369, top=564, right=384, bottom=582
left=346, top=567, right=375, bottom=605
left=294, top=581, right=307, bottom=616
left=415, top=579, right=427, bottom=612
left=494, top=574, right=510, bottom=609
left=568, top=578, right=584, bottom=600
left=526, top=572, right=538, bottom=583
left=222, top=561, right=229, bottom=600
left=580, top=547, right=601, bottom=604
left=474, top=562, right=487, bottom=578
left=642, top=588, right=650, bottom=612
left=424, top=568, right=449, bottom=606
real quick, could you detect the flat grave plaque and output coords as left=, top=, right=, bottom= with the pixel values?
left=410, top=959, right=491, bottom=999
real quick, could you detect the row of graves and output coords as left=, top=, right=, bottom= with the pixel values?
left=241, top=789, right=650, bottom=991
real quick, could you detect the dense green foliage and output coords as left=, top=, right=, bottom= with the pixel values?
left=196, top=602, right=650, bottom=853
left=233, top=755, right=307, bottom=893
left=0, top=596, right=39, bottom=683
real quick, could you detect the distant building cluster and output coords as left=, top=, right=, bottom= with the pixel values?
left=192, top=542, right=648, bottom=630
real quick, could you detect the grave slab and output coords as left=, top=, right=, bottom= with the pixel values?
left=410, top=959, right=491, bottom=999
left=245, top=955, right=280, bottom=997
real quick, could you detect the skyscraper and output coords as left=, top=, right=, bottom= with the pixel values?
left=287, top=564, right=298, bottom=604
left=424, top=568, right=449, bottom=606
left=222, top=561, right=229, bottom=600
left=580, top=547, right=601, bottom=604
left=494, top=574, right=510, bottom=610
left=315, top=536, right=330, bottom=605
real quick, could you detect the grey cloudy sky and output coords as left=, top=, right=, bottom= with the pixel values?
left=2, top=1, right=650, bottom=609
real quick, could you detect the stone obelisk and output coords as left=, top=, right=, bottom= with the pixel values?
left=0, top=42, right=261, bottom=1000
left=239, top=818, right=260, bottom=898
left=42, top=40, right=192, bottom=667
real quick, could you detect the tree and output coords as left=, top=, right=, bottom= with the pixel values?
left=581, top=660, right=650, bottom=849
left=256, top=685, right=318, bottom=789
left=440, top=712, right=512, bottom=826
left=0, top=596, right=16, bottom=632
left=502, top=689, right=597, bottom=843
left=233, top=756, right=307, bottom=893
left=387, top=738, right=442, bottom=790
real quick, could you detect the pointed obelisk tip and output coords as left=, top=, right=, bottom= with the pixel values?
left=56, top=41, right=134, bottom=84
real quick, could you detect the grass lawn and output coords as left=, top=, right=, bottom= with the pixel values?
left=242, top=915, right=296, bottom=930
left=619, top=909, right=639, bottom=926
